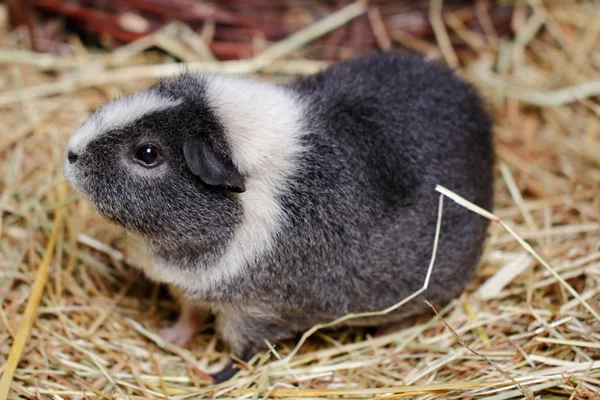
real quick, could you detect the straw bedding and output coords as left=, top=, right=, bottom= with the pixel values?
left=0, top=1, right=599, bottom=398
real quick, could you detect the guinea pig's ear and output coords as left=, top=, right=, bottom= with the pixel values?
left=183, top=139, right=246, bottom=193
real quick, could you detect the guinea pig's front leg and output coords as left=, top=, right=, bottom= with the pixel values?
left=211, top=310, right=293, bottom=384
left=159, top=301, right=210, bottom=346
left=159, top=284, right=210, bottom=347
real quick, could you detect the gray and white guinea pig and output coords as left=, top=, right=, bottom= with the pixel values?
left=65, top=52, right=493, bottom=383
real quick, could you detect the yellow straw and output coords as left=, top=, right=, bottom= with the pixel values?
left=0, top=181, right=67, bottom=399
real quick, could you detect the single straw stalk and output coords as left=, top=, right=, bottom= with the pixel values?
left=435, top=185, right=600, bottom=323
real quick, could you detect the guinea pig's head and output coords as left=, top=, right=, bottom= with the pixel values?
left=64, top=75, right=250, bottom=253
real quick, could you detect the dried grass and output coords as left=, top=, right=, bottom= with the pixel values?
left=1, top=1, right=599, bottom=399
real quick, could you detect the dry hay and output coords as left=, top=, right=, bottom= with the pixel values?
left=1, top=1, right=599, bottom=399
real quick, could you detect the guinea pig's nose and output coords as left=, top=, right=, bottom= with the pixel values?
left=67, top=151, right=79, bottom=164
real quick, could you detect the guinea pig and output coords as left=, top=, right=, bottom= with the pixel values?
left=64, top=52, right=493, bottom=383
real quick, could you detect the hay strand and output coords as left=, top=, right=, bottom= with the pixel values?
left=436, top=185, right=600, bottom=324
left=2, top=1, right=599, bottom=398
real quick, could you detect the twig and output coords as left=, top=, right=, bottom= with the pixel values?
left=0, top=49, right=85, bottom=69
left=499, top=163, right=538, bottom=232
left=233, top=381, right=482, bottom=398
left=77, top=233, right=124, bottom=261
left=429, top=0, right=459, bottom=68
left=425, top=300, right=532, bottom=400
left=472, top=60, right=600, bottom=107
left=367, top=7, right=392, bottom=50
left=535, top=337, right=600, bottom=350
left=0, top=60, right=329, bottom=107
left=175, top=23, right=216, bottom=62
left=250, top=0, right=367, bottom=70
left=476, top=253, right=534, bottom=299
left=508, top=80, right=600, bottom=108
left=511, top=6, right=546, bottom=66
left=475, top=0, right=500, bottom=48
left=435, top=185, right=498, bottom=222
left=493, top=223, right=600, bottom=245
left=475, top=380, right=563, bottom=400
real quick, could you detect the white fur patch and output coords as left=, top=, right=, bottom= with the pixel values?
left=68, top=91, right=181, bottom=154
left=146, top=75, right=307, bottom=295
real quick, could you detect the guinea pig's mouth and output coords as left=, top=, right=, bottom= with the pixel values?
left=62, top=150, right=135, bottom=232
left=62, top=156, right=157, bottom=236
left=63, top=158, right=83, bottom=192
left=63, top=158, right=105, bottom=214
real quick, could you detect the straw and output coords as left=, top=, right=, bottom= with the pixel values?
left=2, top=1, right=599, bottom=398
left=0, top=181, right=67, bottom=398
left=436, top=185, right=600, bottom=324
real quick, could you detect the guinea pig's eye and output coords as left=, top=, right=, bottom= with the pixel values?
left=133, top=143, right=163, bottom=168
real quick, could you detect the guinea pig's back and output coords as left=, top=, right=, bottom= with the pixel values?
left=291, top=52, right=492, bottom=209
left=278, top=52, right=493, bottom=316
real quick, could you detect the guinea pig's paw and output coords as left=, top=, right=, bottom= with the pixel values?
left=158, top=320, right=199, bottom=347
left=210, top=359, right=240, bottom=384
left=159, top=307, right=209, bottom=346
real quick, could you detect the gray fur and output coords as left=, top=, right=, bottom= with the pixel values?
left=65, top=52, right=493, bottom=376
